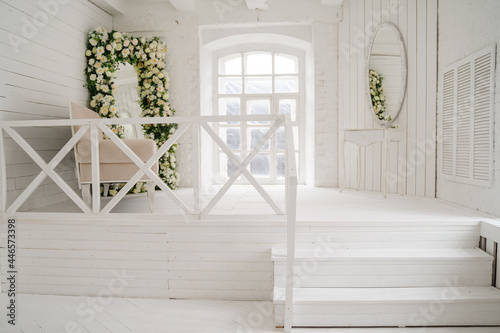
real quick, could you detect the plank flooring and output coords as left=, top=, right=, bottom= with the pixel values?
left=0, top=294, right=278, bottom=333
left=24, top=186, right=497, bottom=223
left=0, top=294, right=498, bottom=333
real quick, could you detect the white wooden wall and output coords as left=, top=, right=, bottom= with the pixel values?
left=436, top=0, right=500, bottom=217
left=338, top=0, right=437, bottom=197
left=0, top=0, right=112, bottom=210
left=0, top=217, right=480, bottom=300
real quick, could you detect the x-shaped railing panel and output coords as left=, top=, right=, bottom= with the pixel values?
left=3, top=125, right=91, bottom=213
left=98, top=122, right=192, bottom=214
left=200, top=117, right=285, bottom=215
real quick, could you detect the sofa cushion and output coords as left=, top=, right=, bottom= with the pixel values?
left=70, top=102, right=104, bottom=142
left=76, top=138, right=158, bottom=164
left=79, top=162, right=159, bottom=183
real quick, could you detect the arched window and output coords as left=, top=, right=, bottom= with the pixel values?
left=215, top=51, right=302, bottom=183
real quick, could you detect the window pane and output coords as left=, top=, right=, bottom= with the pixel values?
left=247, top=100, right=270, bottom=124
left=276, top=126, right=298, bottom=150
left=249, top=128, right=270, bottom=151
left=225, top=128, right=240, bottom=150
left=250, top=154, right=270, bottom=177
left=219, top=98, right=240, bottom=124
left=293, top=126, right=299, bottom=149
left=277, top=153, right=285, bottom=178
left=275, top=76, right=298, bottom=93
left=279, top=99, right=297, bottom=121
left=245, top=53, right=272, bottom=74
left=276, top=127, right=285, bottom=150
left=277, top=152, right=299, bottom=179
left=245, top=77, right=272, bottom=94
left=219, top=77, right=242, bottom=94
left=221, top=153, right=241, bottom=179
left=219, top=54, right=242, bottom=75
left=275, top=54, right=298, bottom=74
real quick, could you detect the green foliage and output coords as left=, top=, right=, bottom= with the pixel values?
left=84, top=28, right=179, bottom=191
left=369, top=69, right=391, bottom=122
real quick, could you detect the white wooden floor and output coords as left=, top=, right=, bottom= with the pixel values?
left=26, top=186, right=498, bottom=223
left=0, top=294, right=499, bottom=333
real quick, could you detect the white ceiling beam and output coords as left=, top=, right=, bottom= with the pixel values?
left=245, top=0, right=268, bottom=10
left=89, top=0, right=128, bottom=15
left=321, top=0, right=344, bottom=6
left=169, top=0, right=197, bottom=12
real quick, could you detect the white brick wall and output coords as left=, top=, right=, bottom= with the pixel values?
left=437, top=0, right=500, bottom=216
left=313, top=22, right=338, bottom=186
left=113, top=1, right=340, bottom=187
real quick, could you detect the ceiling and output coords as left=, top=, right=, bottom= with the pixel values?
left=90, top=0, right=343, bottom=15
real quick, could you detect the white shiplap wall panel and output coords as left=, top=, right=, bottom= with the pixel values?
left=0, top=0, right=112, bottom=211
left=339, top=0, right=437, bottom=197
left=397, top=1, right=408, bottom=127
left=425, top=0, right=437, bottom=197
left=415, top=0, right=427, bottom=196
left=363, top=0, right=374, bottom=191
left=0, top=220, right=169, bottom=298
left=371, top=0, right=383, bottom=193
left=347, top=0, right=358, bottom=189
left=405, top=0, right=417, bottom=196
left=0, top=218, right=481, bottom=300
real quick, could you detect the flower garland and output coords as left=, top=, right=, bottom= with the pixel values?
left=85, top=27, right=179, bottom=191
left=368, top=69, right=391, bottom=122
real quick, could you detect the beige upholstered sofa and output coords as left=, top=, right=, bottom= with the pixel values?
left=70, top=102, right=157, bottom=212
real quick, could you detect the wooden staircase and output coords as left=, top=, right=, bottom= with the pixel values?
left=272, top=222, right=500, bottom=328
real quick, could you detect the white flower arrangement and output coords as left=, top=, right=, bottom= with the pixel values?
left=369, top=69, right=391, bottom=122
left=85, top=27, right=180, bottom=193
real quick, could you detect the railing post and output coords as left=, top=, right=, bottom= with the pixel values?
left=90, top=122, right=101, bottom=213
left=192, top=122, right=201, bottom=215
left=284, top=186, right=297, bottom=332
left=284, top=115, right=297, bottom=332
left=493, top=242, right=498, bottom=287
left=0, top=126, right=7, bottom=213
left=285, top=125, right=289, bottom=213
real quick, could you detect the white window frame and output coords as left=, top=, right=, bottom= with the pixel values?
left=212, top=45, right=306, bottom=185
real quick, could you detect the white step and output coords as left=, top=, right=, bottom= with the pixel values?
left=291, top=224, right=480, bottom=249
left=272, top=248, right=493, bottom=287
left=274, top=287, right=500, bottom=327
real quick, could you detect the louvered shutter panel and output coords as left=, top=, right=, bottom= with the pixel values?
left=456, top=63, right=471, bottom=179
left=442, top=69, right=455, bottom=176
left=440, top=45, right=496, bottom=186
left=473, top=52, right=494, bottom=182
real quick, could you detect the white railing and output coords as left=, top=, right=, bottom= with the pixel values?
left=480, top=220, right=500, bottom=288
left=0, top=114, right=298, bottom=332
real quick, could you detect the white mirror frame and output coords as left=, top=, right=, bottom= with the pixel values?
left=365, top=22, right=407, bottom=127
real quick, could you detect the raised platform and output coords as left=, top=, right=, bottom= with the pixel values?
left=1, top=187, right=496, bottom=300
left=1, top=187, right=499, bottom=330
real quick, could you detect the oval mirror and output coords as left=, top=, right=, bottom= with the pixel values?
left=114, top=63, right=145, bottom=139
left=366, top=23, right=407, bottom=126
